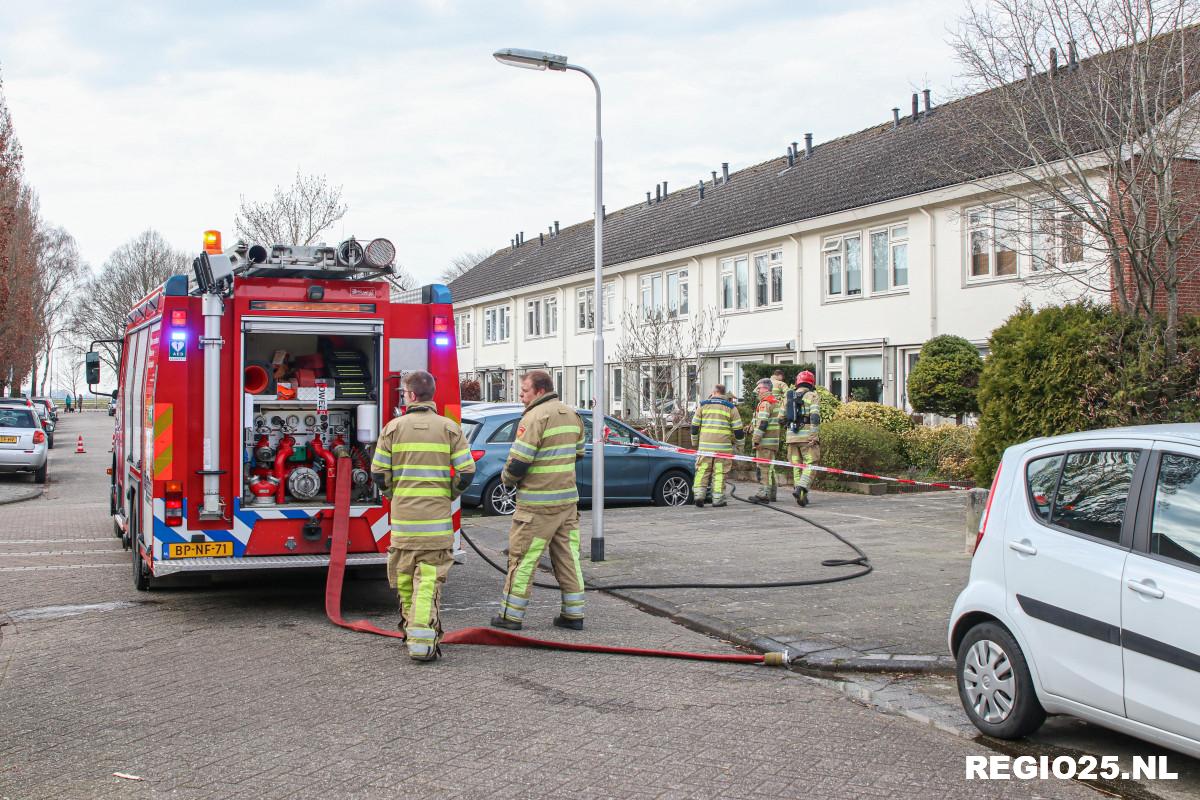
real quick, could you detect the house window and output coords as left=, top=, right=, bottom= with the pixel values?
left=686, top=363, right=698, bottom=401
left=612, top=367, right=623, bottom=412
left=719, top=358, right=758, bottom=399
left=525, top=295, right=557, bottom=339
left=554, top=368, right=563, bottom=398
left=869, top=225, right=909, bottom=292
left=720, top=256, right=750, bottom=311
left=640, top=365, right=675, bottom=413
left=576, top=283, right=615, bottom=332
left=967, top=204, right=1019, bottom=280
left=483, top=305, right=510, bottom=344
left=1032, top=201, right=1088, bottom=273
left=640, top=268, right=689, bottom=319
left=824, top=351, right=883, bottom=403
left=577, top=367, right=594, bottom=409
left=823, top=235, right=862, bottom=297
left=753, top=250, right=784, bottom=306
left=485, top=371, right=508, bottom=401
left=454, top=312, right=471, bottom=348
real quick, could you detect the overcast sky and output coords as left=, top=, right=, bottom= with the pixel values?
left=0, top=0, right=966, bottom=285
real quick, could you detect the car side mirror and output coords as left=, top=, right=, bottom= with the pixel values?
left=85, top=351, right=101, bottom=386
left=111, top=389, right=118, bottom=399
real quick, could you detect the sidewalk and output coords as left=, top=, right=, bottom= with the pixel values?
left=461, top=483, right=970, bottom=674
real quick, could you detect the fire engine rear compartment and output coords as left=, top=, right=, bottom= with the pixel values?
left=239, top=322, right=382, bottom=510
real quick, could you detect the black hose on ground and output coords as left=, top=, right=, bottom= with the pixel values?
left=457, top=482, right=872, bottom=591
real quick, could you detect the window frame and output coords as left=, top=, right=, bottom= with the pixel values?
left=1022, top=446, right=1148, bottom=551
left=823, top=225, right=907, bottom=303
left=454, top=311, right=472, bottom=349
left=867, top=224, right=910, bottom=294
left=639, top=266, right=689, bottom=321
left=966, top=203, right=1021, bottom=283
left=483, top=304, right=511, bottom=345
left=525, top=294, right=557, bottom=340
left=822, top=349, right=884, bottom=403
left=576, top=282, right=615, bottom=332
left=1131, top=448, right=1200, bottom=575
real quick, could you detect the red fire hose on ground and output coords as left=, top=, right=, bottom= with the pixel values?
left=323, top=457, right=790, bottom=666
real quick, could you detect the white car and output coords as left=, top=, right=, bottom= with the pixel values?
left=0, top=405, right=49, bottom=483
left=950, top=424, right=1200, bottom=758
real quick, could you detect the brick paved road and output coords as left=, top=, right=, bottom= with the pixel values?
left=0, top=414, right=1098, bottom=799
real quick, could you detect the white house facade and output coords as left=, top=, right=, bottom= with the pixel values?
left=448, top=95, right=1110, bottom=417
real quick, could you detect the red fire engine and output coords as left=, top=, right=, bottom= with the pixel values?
left=90, top=231, right=462, bottom=590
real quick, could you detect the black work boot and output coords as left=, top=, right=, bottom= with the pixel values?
left=553, top=615, right=584, bottom=631
left=793, top=487, right=809, bottom=507
left=490, top=615, right=522, bottom=631
left=695, top=491, right=705, bottom=508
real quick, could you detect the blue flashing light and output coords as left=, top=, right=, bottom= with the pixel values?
left=170, top=330, right=187, bottom=341
left=434, top=335, right=450, bottom=347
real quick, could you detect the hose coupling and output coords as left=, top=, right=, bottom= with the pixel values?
left=762, top=649, right=793, bottom=668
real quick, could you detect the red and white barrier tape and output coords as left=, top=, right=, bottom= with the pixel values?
left=605, top=438, right=971, bottom=491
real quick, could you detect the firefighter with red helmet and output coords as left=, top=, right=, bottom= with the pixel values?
left=750, top=377, right=784, bottom=503
left=785, top=370, right=822, bottom=506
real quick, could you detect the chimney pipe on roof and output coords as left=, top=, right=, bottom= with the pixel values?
left=712, top=170, right=719, bottom=185
left=787, top=148, right=795, bottom=168
left=539, top=232, right=544, bottom=245
left=892, top=107, right=900, bottom=128
left=911, top=93, right=919, bottom=121
left=1068, top=40, right=1078, bottom=69
left=1050, top=47, right=1058, bottom=74
left=923, top=89, right=931, bottom=112
left=646, top=191, right=652, bottom=206
left=554, top=220, right=559, bottom=235
left=662, top=180, right=668, bottom=197
left=698, top=179, right=705, bottom=199
left=722, top=162, right=730, bottom=182
left=519, top=231, right=524, bottom=245
left=655, top=184, right=661, bottom=203
left=791, top=141, right=799, bottom=157
left=804, top=134, right=812, bottom=158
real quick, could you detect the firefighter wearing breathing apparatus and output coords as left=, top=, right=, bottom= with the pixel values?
left=371, top=370, right=476, bottom=663
left=690, top=384, right=743, bottom=508
left=785, top=370, right=822, bottom=507
left=491, top=370, right=588, bottom=632
left=750, top=377, right=785, bottom=503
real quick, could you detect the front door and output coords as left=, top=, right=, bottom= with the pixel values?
left=1003, top=443, right=1145, bottom=716
left=1122, top=447, right=1200, bottom=742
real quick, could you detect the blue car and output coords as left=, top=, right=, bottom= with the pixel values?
left=459, top=402, right=695, bottom=515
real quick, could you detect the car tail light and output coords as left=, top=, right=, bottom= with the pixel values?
left=32, top=430, right=45, bottom=444
left=165, top=480, right=184, bottom=527
left=471, top=450, right=486, bottom=461
left=974, top=463, right=1002, bottom=555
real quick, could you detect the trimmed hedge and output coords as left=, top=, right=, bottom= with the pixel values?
left=818, top=418, right=905, bottom=477
left=973, top=302, right=1200, bottom=484
left=833, top=401, right=915, bottom=434
left=903, top=424, right=976, bottom=481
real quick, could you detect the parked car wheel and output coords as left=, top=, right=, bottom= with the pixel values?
left=956, top=622, right=1045, bottom=739
left=33, top=463, right=48, bottom=484
left=653, top=470, right=692, bottom=507
left=482, top=477, right=517, bottom=516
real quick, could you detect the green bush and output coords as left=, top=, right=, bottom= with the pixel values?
left=973, top=302, right=1200, bottom=484
left=818, top=418, right=905, bottom=477
left=813, top=385, right=841, bottom=425
left=833, top=401, right=915, bottom=434
left=907, top=335, right=983, bottom=419
left=902, top=424, right=976, bottom=479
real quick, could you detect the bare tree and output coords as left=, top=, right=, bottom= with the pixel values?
left=946, top=0, right=1200, bottom=358
left=68, top=230, right=191, bottom=372
left=440, top=248, right=493, bottom=284
left=234, top=171, right=348, bottom=247
left=28, top=225, right=82, bottom=395
left=614, top=305, right=728, bottom=442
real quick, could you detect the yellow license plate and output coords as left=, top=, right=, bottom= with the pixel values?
left=0, top=436, right=17, bottom=443
left=168, top=541, right=233, bottom=559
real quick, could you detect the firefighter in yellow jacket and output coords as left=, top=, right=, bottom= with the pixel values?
left=691, top=383, right=743, bottom=508
left=370, top=370, right=475, bottom=662
left=751, top=377, right=785, bottom=503
left=491, top=370, right=587, bottom=631
left=785, top=370, right=822, bottom=507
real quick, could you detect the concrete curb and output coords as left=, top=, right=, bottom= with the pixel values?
left=603, top=587, right=954, bottom=675
left=0, top=484, right=44, bottom=506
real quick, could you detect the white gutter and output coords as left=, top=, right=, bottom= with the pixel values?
left=920, top=207, right=937, bottom=338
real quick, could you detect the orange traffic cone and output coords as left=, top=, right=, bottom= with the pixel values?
left=75, top=435, right=86, bottom=454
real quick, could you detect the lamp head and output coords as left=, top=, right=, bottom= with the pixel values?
left=493, top=48, right=569, bottom=71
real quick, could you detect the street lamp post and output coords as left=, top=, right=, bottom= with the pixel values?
left=494, top=48, right=606, bottom=562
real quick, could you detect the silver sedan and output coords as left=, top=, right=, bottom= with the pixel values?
left=0, top=406, right=48, bottom=483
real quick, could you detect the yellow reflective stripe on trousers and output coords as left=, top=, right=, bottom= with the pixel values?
left=396, top=573, right=414, bottom=611
left=410, top=561, right=438, bottom=629
left=508, top=537, right=548, bottom=609
left=560, top=528, right=585, bottom=620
